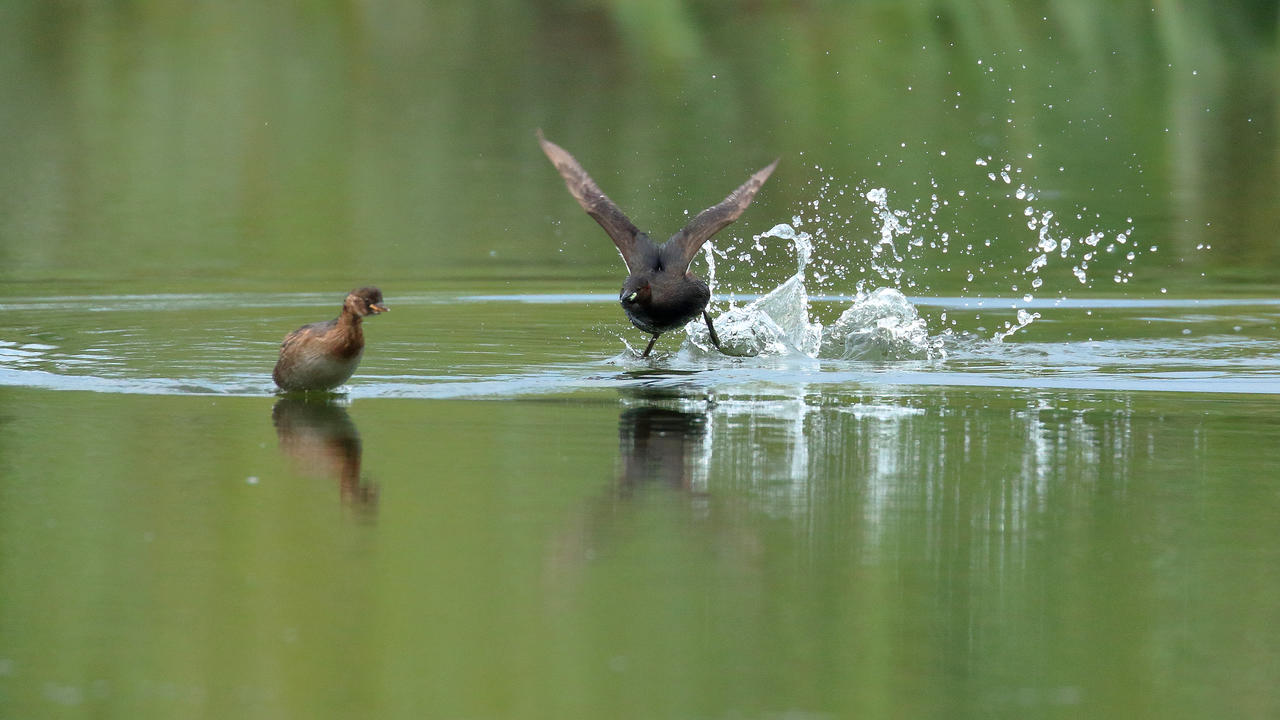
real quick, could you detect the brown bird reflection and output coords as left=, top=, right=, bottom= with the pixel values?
left=272, top=396, right=378, bottom=509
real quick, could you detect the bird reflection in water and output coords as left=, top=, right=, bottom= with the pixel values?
left=616, top=402, right=709, bottom=496
left=544, top=391, right=770, bottom=598
left=271, top=396, right=378, bottom=510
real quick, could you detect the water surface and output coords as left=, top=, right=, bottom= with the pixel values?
left=2, top=287, right=1278, bottom=719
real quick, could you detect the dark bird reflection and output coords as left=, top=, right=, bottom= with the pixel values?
left=271, top=396, right=378, bottom=509
left=617, top=403, right=709, bottom=495
left=543, top=391, right=763, bottom=604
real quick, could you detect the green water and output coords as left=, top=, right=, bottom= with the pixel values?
left=2, top=1, right=1279, bottom=718
left=3, top=385, right=1279, bottom=717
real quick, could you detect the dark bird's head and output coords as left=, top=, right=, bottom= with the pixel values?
left=620, top=277, right=653, bottom=310
left=344, top=287, right=389, bottom=317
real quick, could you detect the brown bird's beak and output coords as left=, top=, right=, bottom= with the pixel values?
left=371, top=304, right=389, bottom=314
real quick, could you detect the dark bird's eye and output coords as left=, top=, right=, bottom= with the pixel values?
left=626, top=291, right=638, bottom=302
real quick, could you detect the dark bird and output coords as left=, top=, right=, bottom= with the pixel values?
left=273, top=287, right=388, bottom=392
left=538, top=130, right=778, bottom=357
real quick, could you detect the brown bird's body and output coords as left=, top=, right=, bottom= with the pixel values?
left=273, top=287, right=388, bottom=392
left=538, top=131, right=777, bottom=357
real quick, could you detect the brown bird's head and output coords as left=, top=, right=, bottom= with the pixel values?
left=344, top=287, right=389, bottom=317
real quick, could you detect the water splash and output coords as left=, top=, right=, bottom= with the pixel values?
left=687, top=225, right=821, bottom=357
left=684, top=144, right=1146, bottom=356
left=821, top=288, right=941, bottom=360
left=686, top=225, right=943, bottom=360
left=774, top=156, right=1145, bottom=342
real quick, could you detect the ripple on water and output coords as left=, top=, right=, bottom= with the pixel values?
left=0, top=291, right=1276, bottom=399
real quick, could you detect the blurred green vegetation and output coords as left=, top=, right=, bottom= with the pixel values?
left=0, top=0, right=1275, bottom=294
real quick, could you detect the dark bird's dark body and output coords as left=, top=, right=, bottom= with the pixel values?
left=618, top=257, right=711, bottom=336
left=538, top=131, right=777, bottom=357
left=273, top=287, right=388, bottom=392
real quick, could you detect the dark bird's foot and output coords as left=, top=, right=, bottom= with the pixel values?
left=642, top=333, right=660, bottom=358
left=703, top=311, right=722, bottom=350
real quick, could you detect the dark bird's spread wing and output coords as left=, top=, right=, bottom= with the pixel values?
left=665, top=159, right=779, bottom=273
left=538, top=130, right=647, bottom=273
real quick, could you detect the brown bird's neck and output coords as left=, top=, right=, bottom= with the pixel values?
left=333, top=309, right=365, bottom=357
left=338, top=307, right=364, bottom=327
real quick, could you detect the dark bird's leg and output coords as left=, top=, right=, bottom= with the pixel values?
left=703, top=311, right=722, bottom=350
left=642, top=333, right=660, bottom=358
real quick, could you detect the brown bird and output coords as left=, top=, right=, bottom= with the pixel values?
left=538, top=130, right=777, bottom=357
left=272, top=287, right=388, bottom=392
